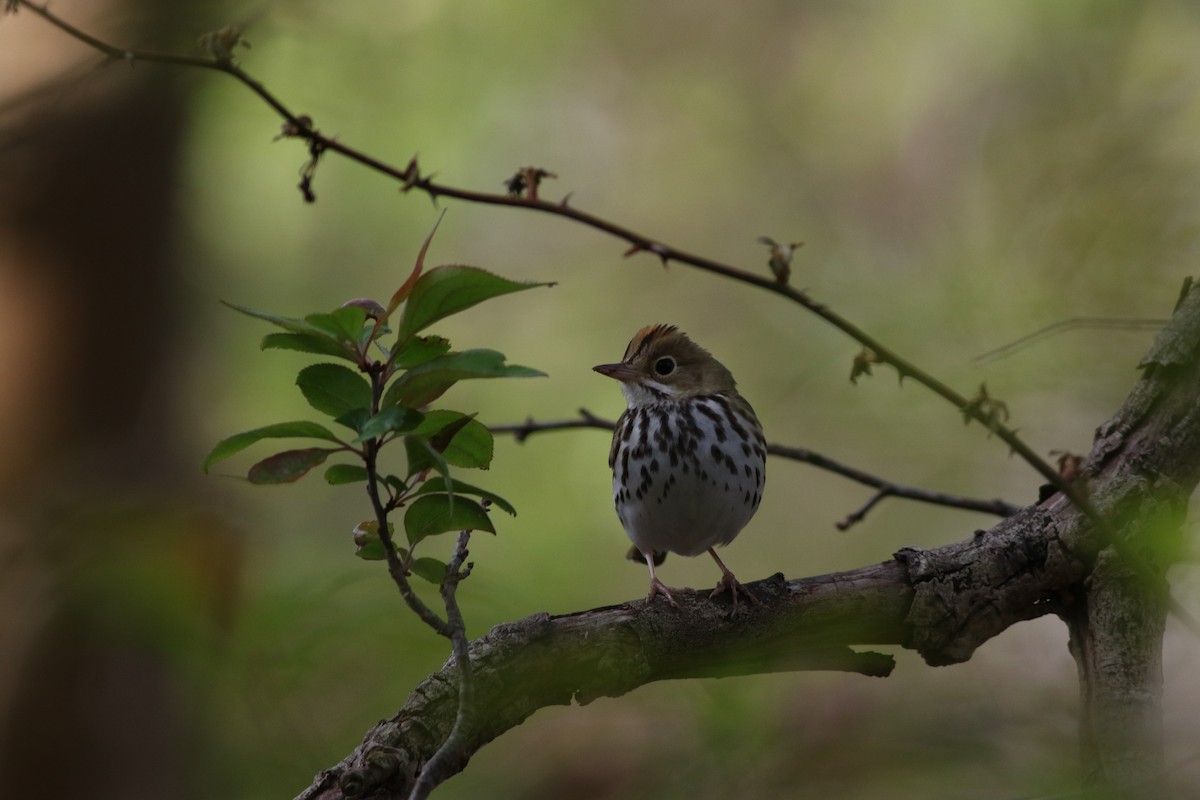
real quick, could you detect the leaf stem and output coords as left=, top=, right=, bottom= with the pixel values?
left=361, top=361, right=451, bottom=637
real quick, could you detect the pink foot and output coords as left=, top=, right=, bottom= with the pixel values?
left=707, top=548, right=758, bottom=609
left=646, top=576, right=681, bottom=609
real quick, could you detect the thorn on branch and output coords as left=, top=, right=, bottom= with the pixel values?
left=850, top=347, right=882, bottom=385
left=273, top=113, right=314, bottom=141
left=757, top=235, right=804, bottom=285
left=504, top=166, right=556, bottom=201
left=621, top=241, right=670, bottom=266
left=200, top=25, right=251, bottom=65
left=962, top=382, right=1010, bottom=437
left=511, top=416, right=536, bottom=443
left=401, top=154, right=422, bottom=193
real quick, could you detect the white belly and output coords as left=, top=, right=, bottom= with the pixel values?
left=612, top=396, right=765, bottom=557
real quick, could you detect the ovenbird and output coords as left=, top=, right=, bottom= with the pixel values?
left=594, top=324, right=766, bottom=608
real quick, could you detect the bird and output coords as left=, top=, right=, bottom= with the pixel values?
left=593, top=324, right=766, bottom=608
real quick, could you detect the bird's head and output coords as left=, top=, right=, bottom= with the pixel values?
left=593, top=324, right=736, bottom=406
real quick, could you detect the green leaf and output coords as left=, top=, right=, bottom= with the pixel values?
left=306, top=305, right=367, bottom=342
left=390, top=335, right=452, bottom=370
left=325, top=464, right=369, bottom=485
left=404, top=494, right=494, bottom=547
left=357, top=320, right=387, bottom=350
left=247, top=447, right=335, bottom=484
left=411, top=557, right=448, bottom=584
left=296, top=363, right=372, bottom=418
left=426, top=413, right=477, bottom=453
left=203, top=421, right=343, bottom=473
left=355, top=539, right=386, bottom=560
left=354, top=406, right=425, bottom=443
left=222, top=301, right=331, bottom=335
left=334, top=408, right=372, bottom=433
left=405, top=436, right=450, bottom=480
left=405, top=410, right=494, bottom=471
left=405, top=412, right=475, bottom=482
left=383, top=349, right=545, bottom=408
left=409, top=478, right=517, bottom=515
left=384, top=475, right=407, bottom=496
left=261, top=332, right=350, bottom=358
left=395, top=265, right=553, bottom=342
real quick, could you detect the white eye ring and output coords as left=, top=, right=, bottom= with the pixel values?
left=653, top=356, right=676, bottom=376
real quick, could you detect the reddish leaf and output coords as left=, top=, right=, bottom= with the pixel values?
left=386, top=210, right=445, bottom=317
left=247, top=447, right=335, bottom=484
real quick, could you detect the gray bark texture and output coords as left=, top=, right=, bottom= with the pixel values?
left=297, top=278, right=1200, bottom=800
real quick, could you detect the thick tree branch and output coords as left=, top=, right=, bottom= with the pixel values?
left=295, top=279, right=1200, bottom=799
left=14, top=7, right=1196, bottom=795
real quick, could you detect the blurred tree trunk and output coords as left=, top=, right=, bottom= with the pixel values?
left=0, top=3, right=238, bottom=798
left=1067, top=553, right=1168, bottom=797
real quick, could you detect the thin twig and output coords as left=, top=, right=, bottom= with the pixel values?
left=973, top=317, right=1167, bottom=365
left=835, top=488, right=894, bottom=531
left=490, top=411, right=1023, bottom=522
left=488, top=408, right=615, bottom=442
left=363, top=363, right=450, bottom=637
left=409, top=529, right=476, bottom=800
left=767, top=443, right=1023, bottom=522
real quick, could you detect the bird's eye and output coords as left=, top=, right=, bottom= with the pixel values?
left=654, top=357, right=676, bottom=376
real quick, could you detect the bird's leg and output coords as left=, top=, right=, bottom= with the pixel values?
left=643, top=551, right=680, bottom=609
left=707, top=548, right=758, bottom=608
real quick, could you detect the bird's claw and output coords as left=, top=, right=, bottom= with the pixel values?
left=710, top=573, right=758, bottom=609
left=646, top=577, right=681, bottom=609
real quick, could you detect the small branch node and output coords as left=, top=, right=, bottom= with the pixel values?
left=836, top=486, right=893, bottom=531
left=504, top=166, right=556, bottom=201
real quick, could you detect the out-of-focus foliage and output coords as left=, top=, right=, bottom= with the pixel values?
left=2, top=1, right=1199, bottom=798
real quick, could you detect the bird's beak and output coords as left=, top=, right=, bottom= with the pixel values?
left=593, top=362, right=638, bottom=382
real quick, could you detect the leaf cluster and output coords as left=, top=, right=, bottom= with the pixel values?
left=203, top=220, right=551, bottom=580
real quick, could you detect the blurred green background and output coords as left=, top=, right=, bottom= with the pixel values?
left=2, top=1, right=1198, bottom=798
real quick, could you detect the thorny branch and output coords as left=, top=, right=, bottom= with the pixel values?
left=489, top=410, right=1023, bottom=527
left=5, top=0, right=1166, bottom=556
